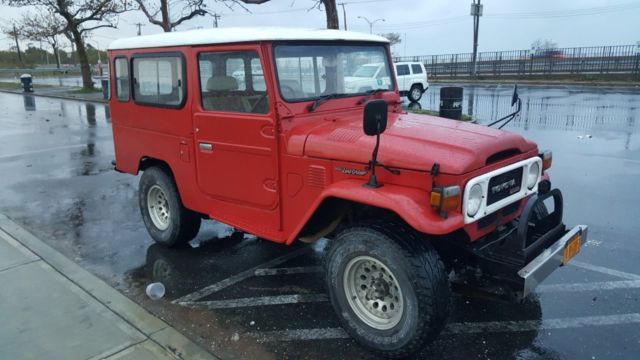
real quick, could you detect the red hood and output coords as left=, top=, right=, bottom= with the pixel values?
left=301, top=112, right=537, bottom=174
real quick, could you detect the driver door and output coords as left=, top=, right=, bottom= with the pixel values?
left=192, top=46, right=278, bottom=210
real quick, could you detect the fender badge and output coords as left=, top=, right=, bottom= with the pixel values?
left=336, top=166, right=367, bottom=176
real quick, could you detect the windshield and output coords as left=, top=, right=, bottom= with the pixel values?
left=274, top=43, right=393, bottom=101
left=352, top=65, right=380, bottom=78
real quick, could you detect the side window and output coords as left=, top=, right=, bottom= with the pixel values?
left=251, top=58, right=266, bottom=91
left=198, top=50, right=269, bottom=114
left=396, top=64, right=410, bottom=76
left=114, top=58, right=129, bottom=101
left=132, top=55, right=184, bottom=107
left=226, top=58, right=245, bottom=90
left=411, top=64, right=423, bottom=74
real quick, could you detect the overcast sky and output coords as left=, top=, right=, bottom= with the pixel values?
left=1, top=0, right=639, bottom=56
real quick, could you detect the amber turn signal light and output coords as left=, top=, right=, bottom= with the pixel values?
left=540, top=150, right=552, bottom=170
left=430, top=186, right=461, bottom=217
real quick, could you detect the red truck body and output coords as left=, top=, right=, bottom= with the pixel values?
left=107, top=28, right=586, bottom=358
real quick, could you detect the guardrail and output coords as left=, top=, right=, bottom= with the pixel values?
left=394, top=45, right=640, bottom=78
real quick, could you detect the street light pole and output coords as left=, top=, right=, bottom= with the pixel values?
left=470, top=0, right=483, bottom=76
left=338, top=2, right=347, bottom=30
left=357, top=16, right=385, bottom=34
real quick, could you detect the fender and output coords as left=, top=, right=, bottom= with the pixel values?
left=286, top=179, right=464, bottom=244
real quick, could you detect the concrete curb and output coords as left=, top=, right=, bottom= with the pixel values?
left=0, top=213, right=218, bottom=360
left=0, top=89, right=107, bottom=104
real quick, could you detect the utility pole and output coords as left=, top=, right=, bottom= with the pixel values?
left=357, top=16, right=385, bottom=34
left=338, top=3, right=347, bottom=30
left=12, top=24, right=22, bottom=64
left=134, top=22, right=145, bottom=36
left=212, top=13, right=221, bottom=28
left=470, top=0, right=483, bottom=77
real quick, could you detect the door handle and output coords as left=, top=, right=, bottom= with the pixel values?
left=199, top=142, right=213, bottom=151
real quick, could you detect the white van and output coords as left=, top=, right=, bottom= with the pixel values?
left=394, top=62, right=428, bottom=102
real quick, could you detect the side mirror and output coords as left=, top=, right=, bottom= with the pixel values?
left=363, top=100, right=388, bottom=136
left=511, top=84, right=519, bottom=107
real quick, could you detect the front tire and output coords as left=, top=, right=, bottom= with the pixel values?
left=408, top=84, right=423, bottom=102
left=139, top=166, right=201, bottom=247
left=325, top=221, right=450, bottom=358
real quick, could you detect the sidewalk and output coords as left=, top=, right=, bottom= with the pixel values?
left=0, top=214, right=217, bottom=360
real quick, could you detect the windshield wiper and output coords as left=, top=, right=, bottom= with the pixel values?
left=357, top=88, right=390, bottom=105
left=307, top=93, right=347, bottom=112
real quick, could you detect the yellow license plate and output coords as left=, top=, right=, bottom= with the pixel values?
left=562, top=233, right=582, bottom=265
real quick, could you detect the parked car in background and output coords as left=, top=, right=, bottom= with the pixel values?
left=343, top=62, right=392, bottom=94
left=394, top=61, right=428, bottom=102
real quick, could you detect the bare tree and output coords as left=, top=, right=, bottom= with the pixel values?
left=379, top=32, right=401, bottom=46
left=18, top=12, right=66, bottom=68
left=239, top=0, right=339, bottom=30
left=135, top=0, right=207, bottom=32
left=531, top=38, right=558, bottom=51
left=1, top=0, right=129, bottom=89
left=135, top=1, right=252, bottom=32
left=1, top=23, right=23, bottom=64
left=311, top=0, right=339, bottom=29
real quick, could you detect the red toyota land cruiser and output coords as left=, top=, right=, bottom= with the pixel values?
left=108, top=28, right=587, bottom=357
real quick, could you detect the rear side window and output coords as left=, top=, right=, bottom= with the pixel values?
left=396, top=64, right=410, bottom=76
left=114, top=58, right=129, bottom=101
left=411, top=64, right=423, bottom=74
left=132, top=54, right=184, bottom=107
left=198, top=50, right=269, bottom=114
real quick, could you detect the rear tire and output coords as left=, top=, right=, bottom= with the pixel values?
left=408, top=84, right=423, bottom=102
left=139, top=166, right=201, bottom=247
left=324, top=221, right=450, bottom=358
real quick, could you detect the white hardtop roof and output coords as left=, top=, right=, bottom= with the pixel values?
left=108, top=27, right=389, bottom=51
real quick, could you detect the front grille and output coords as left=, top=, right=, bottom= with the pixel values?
left=487, top=167, right=523, bottom=205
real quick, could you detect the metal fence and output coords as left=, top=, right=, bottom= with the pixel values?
left=394, top=45, right=640, bottom=78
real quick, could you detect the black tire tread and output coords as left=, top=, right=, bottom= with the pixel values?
left=408, top=84, right=423, bottom=102
left=139, top=166, right=201, bottom=247
left=324, top=220, right=450, bottom=358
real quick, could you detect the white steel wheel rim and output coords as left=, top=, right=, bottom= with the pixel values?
left=147, top=185, right=170, bottom=231
left=343, top=255, right=404, bottom=330
left=411, top=87, right=422, bottom=100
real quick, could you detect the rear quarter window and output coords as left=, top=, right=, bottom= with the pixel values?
left=411, top=64, right=423, bottom=74
left=113, top=57, right=129, bottom=101
left=396, top=64, right=410, bottom=76
left=132, top=54, right=185, bottom=107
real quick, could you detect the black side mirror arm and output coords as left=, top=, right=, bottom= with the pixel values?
left=364, top=124, right=382, bottom=188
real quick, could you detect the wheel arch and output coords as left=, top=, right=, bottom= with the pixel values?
left=287, top=179, right=464, bottom=244
left=410, top=82, right=424, bottom=91
left=136, top=156, right=199, bottom=215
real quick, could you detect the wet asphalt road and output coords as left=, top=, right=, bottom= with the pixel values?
left=0, top=85, right=639, bottom=359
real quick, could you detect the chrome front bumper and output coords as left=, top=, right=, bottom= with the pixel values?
left=518, top=224, right=588, bottom=297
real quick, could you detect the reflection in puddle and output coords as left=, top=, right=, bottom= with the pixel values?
left=23, top=95, right=36, bottom=111
left=421, top=85, right=640, bottom=134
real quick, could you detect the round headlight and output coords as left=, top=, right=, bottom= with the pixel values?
left=527, top=162, right=540, bottom=190
left=466, top=183, right=483, bottom=217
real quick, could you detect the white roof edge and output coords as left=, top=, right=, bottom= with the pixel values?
left=108, top=27, right=389, bottom=51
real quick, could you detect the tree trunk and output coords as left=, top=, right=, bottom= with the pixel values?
left=53, top=44, right=60, bottom=69
left=161, top=0, right=171, bottom=32
left=322, top=0, right=339, bottom=30
left=71, top=29, right=93, bottom=89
